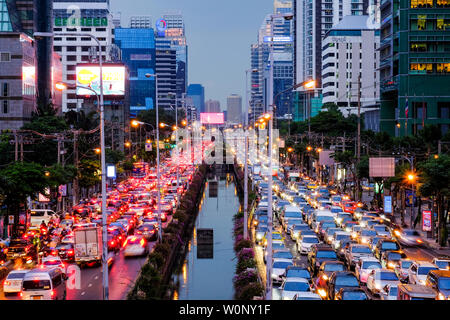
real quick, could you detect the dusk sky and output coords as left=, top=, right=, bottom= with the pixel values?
left=111, top=0, right=273, bottom=109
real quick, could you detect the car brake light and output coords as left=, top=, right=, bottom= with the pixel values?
left=51, top=290, right=55, bottom=298
left=123, top=239, right=128, bottom=248
left=19, top=292, right=23, bottom=297
left=68, top=250, right=74, bottom=255
left=140, top=239, right=146, bottom=247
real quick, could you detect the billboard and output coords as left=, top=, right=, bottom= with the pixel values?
left=319, top=150, right=335, bottom=166
left=76, top=66, right=125, bottom=96
left=422, top=210, right=432, bottom=232
left=200, top=113, right=224, bottom=125
left=369, top=157, right=395, bottom=177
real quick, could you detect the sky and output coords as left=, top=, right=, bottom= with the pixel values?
left=111, top=0, right=273, bottom=110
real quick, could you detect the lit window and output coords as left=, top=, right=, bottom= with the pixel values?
left=436, top=63, right=450, bottom=73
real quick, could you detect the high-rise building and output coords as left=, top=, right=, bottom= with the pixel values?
left=205, top=99, right=221, bottom=113
left=53, top=0, right=116, bottom=112
left=187, top=84, right=204, bottom=113
left=272, top=52, right=294, bottom=118
left=115, top=28, right=156, bottom=117
left=379, top=0, right=450, bottom=136
left=227, top=94, right=242, bottom=124
left=130, top=16, right=152, bottom=29
left=321, top=16, right=380, bottom=112
left=155, top=39, right=177, bottom=110
left=157, top=13, right=188, bottom=107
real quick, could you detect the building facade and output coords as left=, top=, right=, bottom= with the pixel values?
left=227, top=94, right=242, bottom=124
left=155, top=40, right=177, bottom=111
left=379, top=0, right=450, bottom=136
left=114, top=28, right=156, bottom=117
left=205, top=99, right=221, bottom=113
left=187, top=84, right=204, bottom=113
left=321, top=15, right=380, bottom=112
left=129, top=16, right=152, bottom=29
left=53, top=0, right=115, bottom=112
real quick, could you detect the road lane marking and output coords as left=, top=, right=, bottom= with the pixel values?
left=95, top=276, right=98, bottom=280
left=88, top=283, right=92, bottom=287
left=81, top=292, right=85, bottom=296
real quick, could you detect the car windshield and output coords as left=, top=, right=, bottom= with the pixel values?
left=43, top=260, right=61, bottom=266
left=287, top=269, right=310, bottom=279
left=352, top=246, right=372, bottom=254
left=374, top=226, right=388, bottom=232
left=284, top=281, right=310, bottom=292
left=324, top=264, right=345, bottom=272
left=336, top=235, right=351, bottom=241
left=418, top=267, right=438, bottom=275
left=343, top=291, right=367, bottom=300
left=273, top=243, right=285, bottom=250
left=317, top=251, right=337, bottom=259
left=362, top=261, right=381, bottom=269
left=322, top=223, right=336, bottom=228
left=273, top=234, right=283, bottom=240
left=438, top=278, right=450, bottom=290
left=22, top=280, right=51, bottom=290
left=274, top=252, right=293, bottom=259
left=435, top=260, right=450, bottom=269
left=294, top=225, right=309, bottom=231
left=303, top=237, right=319, bottom=244
left=7, top=272, right=26, bottom=279
left=361, top=230, right=377, bottom=236
left=257, top=227, right=268, bottom=233
left=401, top=261, right=413, bottom=268
left=382, top=242, right=399, bottom=250
left=273, top=262, right=293, bottom=269
left=335, top=275, right=359, bottom=287
left=380, top=272, right=398, bottom=281
left=389, top=287, right=398, bottom=296
left=388, top=252, right=402, bottom=260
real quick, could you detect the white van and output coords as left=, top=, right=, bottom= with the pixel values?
left=29, top=209, right=57, bottom=229
left=21, top=267, right=66, bottom=300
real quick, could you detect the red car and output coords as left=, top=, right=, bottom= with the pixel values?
left=343, top=202, right=357, bottom=214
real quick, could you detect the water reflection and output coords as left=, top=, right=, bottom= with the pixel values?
left=173, top=177, right=239, bottom=300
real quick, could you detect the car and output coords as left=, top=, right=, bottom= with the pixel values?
left=41, top=256, right=66, bottom=275
left=380, top=284, right=399, bottom=300
left=355, top=257, right=382, bottom=284
left=255, top=226, right=268, bottom=244
left=308, top=245, right=338, bottom=276
left=371, top=224, right=390, bottom=237
left=368, top=236, right=388, bottom=253
left=6, top=239, right=37, bottom=262
left=54, top=243, right=75, bottom=262
left=424, top=269, right=450, bottom=300
left=407, top=261, right=439, bottom=285
left=135, top=223, right=158, bottom=241
left=393, top=228, right=426, bottom=247
left=283, top=266, right=311, bottom=283
left=293, top=292, right=322, bottom=300
left=20, top=267, right=66, bottom=300
left=314, top=261, right=346, bottom=292
left=297, top=235, right=320, bottom=255
left=367, top=269, right=400, bottom=295
left=394, top=259, right=414, bottom=283
left=356, top=229, right=378, bottom=245
left=380, top=250, right=407, bottom=270
left=272, top=259, right=294, bottom=285
left=280, top=277, right=311, bottom=300
left=3, top=270, right=28, bottom=295
left=432, top=257, right=450, bottom=270
left=374, top=239, right=401, bottom=260
left=324, top=228, right=341, bottom=245
left=334, top=287, right=368, bottom=300
left=324, top=271, right=360, bottom=300
left=345, top=244, right=373, bottom=269
left=123, top=236, right=149, bottom=257
left=273, top=250, right=293, bottom=261
left=290, top=224, right=310, bottom=241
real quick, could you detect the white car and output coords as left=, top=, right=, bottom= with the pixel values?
left=380, top=284, right=399, bottom=300
left=432, top=257, right=450, bottom=270
left=3, top=270, right=28, bottom=295
left=41, top=256, right=66, bottom=275
left=280, top=277, right=311, bottom=300
left=371, top=225, right=390, bottom=237
left=271, top=258, right=293, bottom=285
left=355, top=257, right=382, bottom=284
left=367, top=269, right=400, bottom=295
left=123, top=236, right=149, bottom=257
left=407, top=261, right=439, bottom=285
left=293, top=292, right=322, bottom=300
left=297, top=235, right=320, bottom=255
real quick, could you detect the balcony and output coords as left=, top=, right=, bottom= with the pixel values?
left=380, top=75, right=398, bottom=93
left=380, top=37, right=392, bottom=50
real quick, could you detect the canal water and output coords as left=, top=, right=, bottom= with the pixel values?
left=173, top=174, right=239, bottom=300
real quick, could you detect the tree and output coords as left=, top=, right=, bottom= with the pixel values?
left=106, top=149, right=125, bottom=165
left=418, top=155, right=450, bottom=246
left=418, top=124, right=442, bottom=156
left=77, top=159, right=101, bottom=193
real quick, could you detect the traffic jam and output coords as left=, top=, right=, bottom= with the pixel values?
left=0, top=158, right=195, bottom=300
left=249, top=165, right=450, bottom=300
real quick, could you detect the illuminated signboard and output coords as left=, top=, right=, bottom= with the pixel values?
left=156, top=19, right=167, bottom=37
left=76, top=66, right=125, bottom=96
left=200, top=113, right=224, bottom=125
left=263, top=36, right=293, bottom=43
left=55, top=17, right=108, bottom=27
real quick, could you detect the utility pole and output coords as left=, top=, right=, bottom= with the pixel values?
left=356, top=75, right=361, bottom=202
left=57, top=134, right=62, bottom=165
left=73, top=130, right=79, bottom=206
left=20, top=135, right=24, bottom=162
left=14, top=130, right=18, bottom=161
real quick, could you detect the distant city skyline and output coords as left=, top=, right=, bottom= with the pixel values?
left=111, top=0, right=273, bottom=109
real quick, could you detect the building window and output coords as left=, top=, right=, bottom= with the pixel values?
left=410, top=63, right=433, bottom=73
left=67, top=55, right=77, bottom=61
left=3, top=83, right=7, bottom=96
left=411, top=43, right=428, bottom=52
left=437, top=0, right=450, bottom=7
left=438, top=102, right=450, bottom=118
left=81, top=28, right=92, bottom=32
left=66, top=37, right=77, bottom=41
left=414, top=102, right=427, bottom=119
left=81, top=37, right=91, bottom=41
left=436, top=63, right=450, bottom=73
left=0, top=52, right=10, bottom=62
left=54, top=46, right=62, bottom=52
left=411, top=0, right=433, bottom=8
left=2, top=100, right=7, bottom=114
left=67, top=46, right=77, bottom=52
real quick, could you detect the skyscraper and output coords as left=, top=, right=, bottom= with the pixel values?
left=155, top=39, right=177, bottom=110
left=187, top=84, right=204, bottom=114
left=130, top=16, right=152, bottom=29
left=115, top=28, right=156, bottom=117
left=227, top=94, right=242, bottom=124
left=205, top=99, right=221, bottom=113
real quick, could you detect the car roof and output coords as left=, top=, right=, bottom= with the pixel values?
left=359, top=257, right=379, bottom=262
left=414, top=261, right=438, bottom=267
left=273, top=258, right=293, bottom=263
left=285, top=277, right=309, bottom=283
left=428, top=270, right=450, bottom=277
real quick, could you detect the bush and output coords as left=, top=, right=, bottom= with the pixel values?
left=234, top=239, right=252, bottom=252
left=236, top=258, right=257, bottom=274
left=154, top=242, right=171, bottom=257
left=233, top=269, right=258, bottom=289
left=238, top=248, right=254, bottom=261
left=236, top=282, right=264, bottom=300
left=148, top=251, right=165, bottom=269
left=129, top=263, right=162, bottom=300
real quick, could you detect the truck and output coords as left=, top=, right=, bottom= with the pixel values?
left=73, top=224, right=102, bottom=267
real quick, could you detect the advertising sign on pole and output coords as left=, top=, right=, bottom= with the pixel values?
left=319, top=150, right=335, bottom=166
left=369, top=157, right=395, bottom=177
left=422, top=210, right=432, bottom=232
left=384, top=196, right=392, bottom=214
left=8, top=215, right=14, bottom=225
left=106, top=165, right=116, bottom=179
left=145, top=143, right=152, bottom=152
left=58, top=185, right=67, bottom=197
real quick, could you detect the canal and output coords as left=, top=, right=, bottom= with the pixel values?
left=173, top=174, right=239, bottom=300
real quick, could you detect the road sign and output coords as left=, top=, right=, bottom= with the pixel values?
left=384, top=196, right=392, bottom=214
left=59, top=184, right=67, bottom=197
left=145, top=143, right=152, bottom=152
left=405, top=191, right=416, bottom=207
left=422, top=210, right=432, bottom=231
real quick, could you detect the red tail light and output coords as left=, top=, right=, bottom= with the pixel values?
left=19, top=292, right=23, bottom=297
left=68, top=250, right=74, bottom=255
left=52, top=251, right=57, bottom=255
left=123, top=239, right=128, bottom=248
left=51, top=290, right=55, bottom=298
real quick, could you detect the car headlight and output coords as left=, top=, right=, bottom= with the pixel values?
left=438, top=293, right=446, bottom=300
left=318, top=289, right=327, bottom=298
left=388, top=262, right=396, bottom=269
left=327, top=236, right=333, bottom=242
left=345, top=227, right=351, bottom=232
left=420, top=280, right=426, bottom=285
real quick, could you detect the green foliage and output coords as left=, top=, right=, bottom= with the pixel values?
left=148, top=251, right=165, bottom=269
left=236, top=258, right=257, bottom=274
left=234, top=239, right=252, bottom=253
left=235, top=282, right=264, bottom=300
left=122, top=159, right=135, bottom=172
left=46, top=164, right=77, bottom=187
left=77, top=159, right=100, bottom=189
left=356, top=156, right=369, bottom=180
left=0, top=132, right=14, bottom=165
left=64, top=110, right=98, bottom=131
left=106, top=149, right=125, bottom=164
left=418, top=155, right=450, bottom=198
